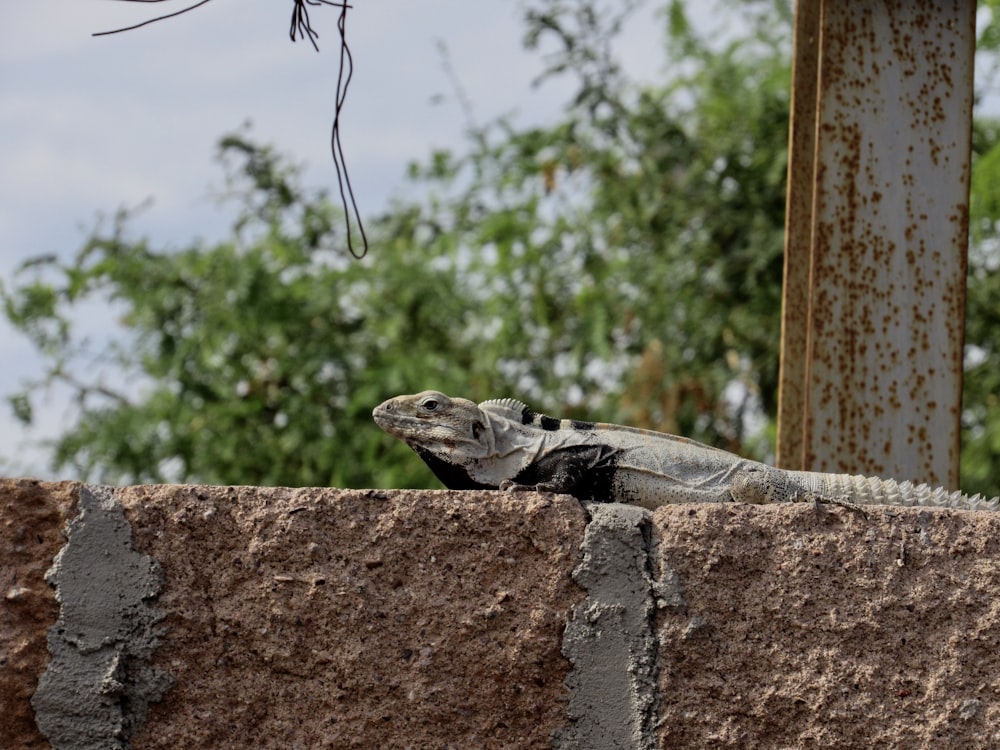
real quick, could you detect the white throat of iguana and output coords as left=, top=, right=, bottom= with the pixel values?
left=476, top=407, right=550, bottom=474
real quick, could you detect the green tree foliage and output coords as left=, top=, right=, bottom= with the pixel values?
left=962, top=0, right=1000, bottom=497
left=965, top=53, right=1000, bottom=494
left=3, top=0, right=999, bottom=495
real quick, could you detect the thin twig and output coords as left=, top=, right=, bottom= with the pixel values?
left=435, top=39, right=479, bottom=135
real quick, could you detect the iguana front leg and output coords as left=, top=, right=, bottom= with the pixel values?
left=499, top=444, right=615, bottom=498
left=500, top=473, right=580, bottom=494
left=499, top=458, right=589, bottom=495
left=731, top=465, right=868, bottom=518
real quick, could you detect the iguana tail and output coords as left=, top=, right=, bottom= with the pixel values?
left=789, top=471, right=999, bottom=511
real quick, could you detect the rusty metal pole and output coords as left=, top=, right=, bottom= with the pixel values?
left=777, top=0, right=976, bottom=487
left=777, top=0, right=821, bottom=471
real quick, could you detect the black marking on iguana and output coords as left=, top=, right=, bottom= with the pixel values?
left=412, top=447, right=494, bottom=491
left=372, top=390, right=999, bottom=512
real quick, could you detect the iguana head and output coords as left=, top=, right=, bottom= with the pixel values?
left=372, top=390, right=535, bottom=489
left=373, top=390, right=491, bottom=456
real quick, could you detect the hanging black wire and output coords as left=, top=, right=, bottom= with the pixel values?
left=94, top=0, right=368, bottom=259
left=290, top=0, right=325, bottom=50
left=93, top=0, right=218, bottom=37
left=327, top=2, right=367, bottom=258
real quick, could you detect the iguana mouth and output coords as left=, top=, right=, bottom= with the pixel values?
left=372, top=409, right=421, bottom=432
left=372, top=407, right=459, bottom=451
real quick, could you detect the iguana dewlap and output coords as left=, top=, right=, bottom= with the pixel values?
left=373, top=390, right=998, bottom=512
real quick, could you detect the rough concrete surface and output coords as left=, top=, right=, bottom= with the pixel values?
left=652, top=502, right=1000, bottom=749
left=116, top=486, right=586, bottom=749
left=7, top=480, right=1000, bottom=749
left=1, top=478, right=79, bottom=750
left=555, top=503, right=657, bottom=750
left=32, top=485, right=171, bottom=750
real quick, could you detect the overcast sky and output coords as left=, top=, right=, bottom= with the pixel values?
left=0, top=0, right=672, bottom=478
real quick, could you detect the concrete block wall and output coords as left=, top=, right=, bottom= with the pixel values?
left=4, top=477, right=1000, bottom=748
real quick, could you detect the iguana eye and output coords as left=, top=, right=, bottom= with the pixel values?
left=421, top=398, right=439, bottom=412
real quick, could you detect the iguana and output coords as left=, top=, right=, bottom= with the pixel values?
left=373, top=390, right=999, bottom=512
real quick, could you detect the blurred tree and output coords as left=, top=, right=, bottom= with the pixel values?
left=3, top=0, right=998, bottom=495
left=963, top=0, right=1000, bottom=497
left=2, top=134, right=479, bottom=487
